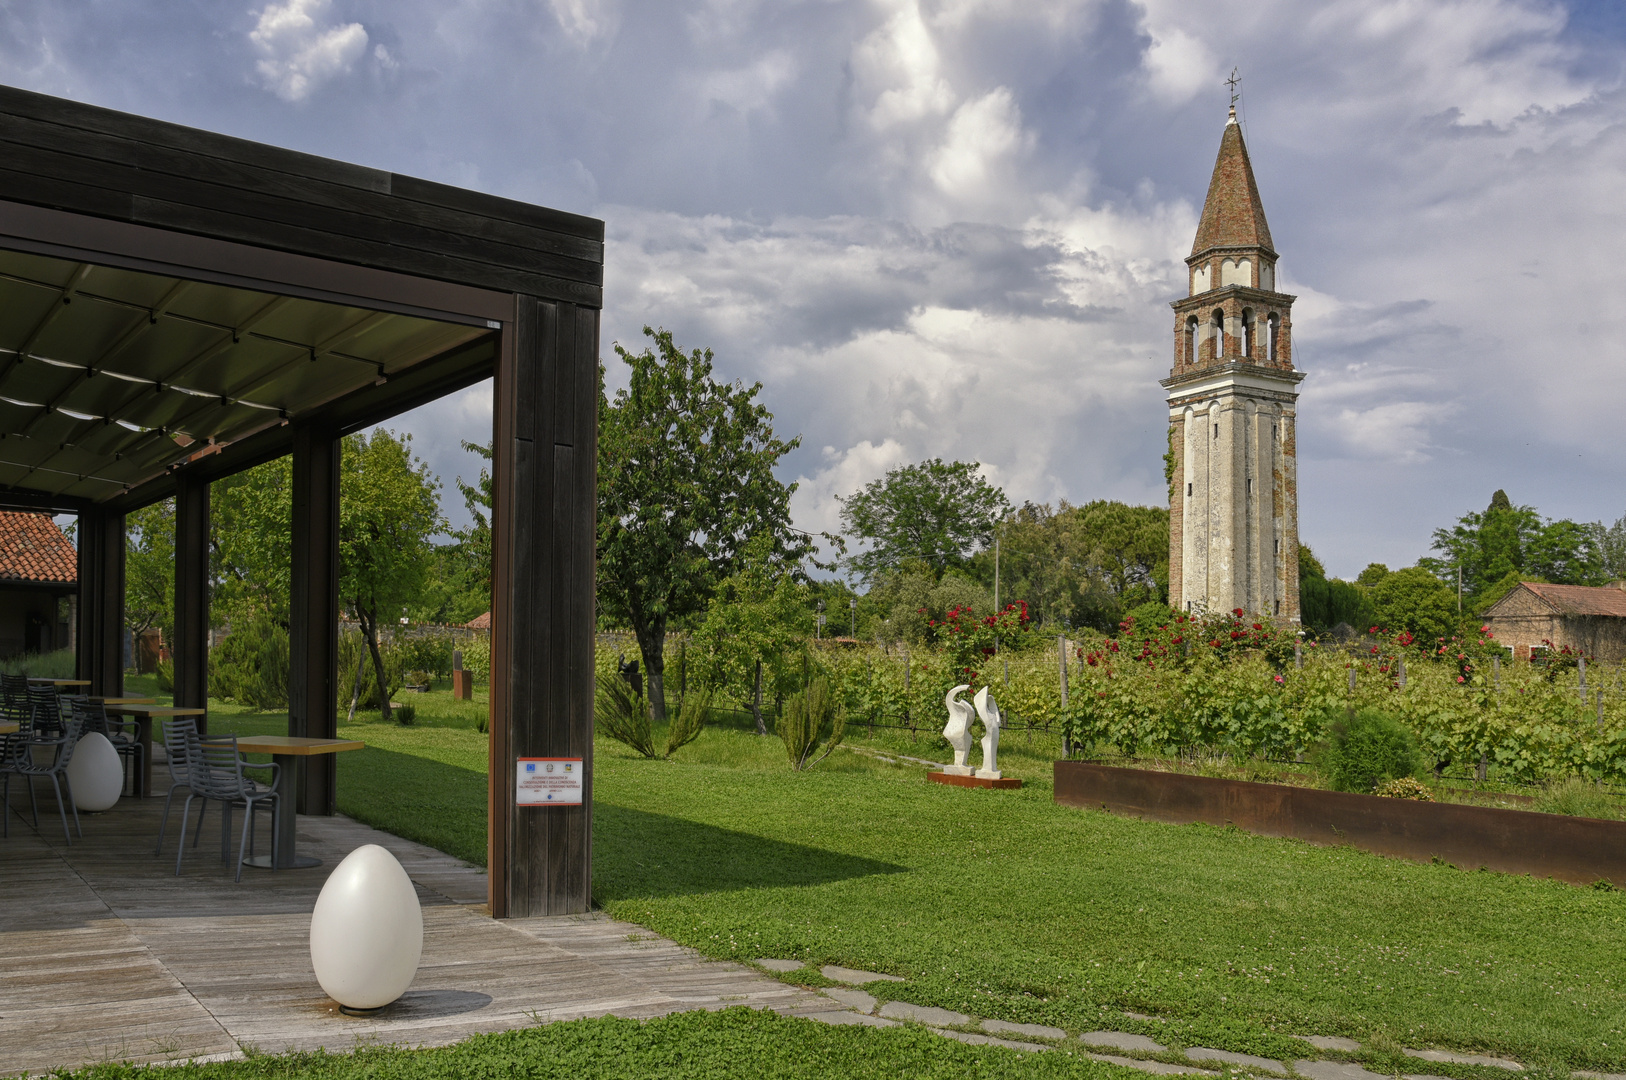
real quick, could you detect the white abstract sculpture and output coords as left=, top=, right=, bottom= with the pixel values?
left=972, top=686, right=1002, bottom=780
left=310, top=844, right=423, bottom=1013
left=66, top=731, right=123, bottom=812
left=942, top=684, right=975, bottom=776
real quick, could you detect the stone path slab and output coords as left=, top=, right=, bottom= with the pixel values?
left=821, top=965, right=904, bottom=985
left=1295, top=1060, right=1391, bottom=1080
left=983, top=1019, right=1067, bottom=1040
left=1407, top=1049, right=1523, bottom=1071
left=807, top=1011, right=899, bottom=1028
left=822, top=987, right=877, bottom=1013
left=1301, top=1037, right=1362, bottom=1053
left=934, top=1029, right=1050, bottom=1052
left=755, top=958, right=803, bottom=972
left=1088, top=1052, right=1216, bottom=1075
left=1083, top=1031, right=1168, bottom=1052
left=879, top=1001, right=971, bottom=1026
left=1185, top=1047, right=1286, bottom=1072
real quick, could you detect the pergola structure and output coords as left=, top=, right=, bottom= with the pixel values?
left=0, top=86, right=600, bottom=916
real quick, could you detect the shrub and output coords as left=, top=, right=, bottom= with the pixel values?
left=596, top=672, right=657, bottom=758
left=778, top=676, right=845, bottom=771
left=663, top=691, right=711, bottom=757
left=394, top=703, right=417, bottom=726
left=209, top=615, right=289, bottom=710
left=1375, top=777, right=1433, bottom=801
left=1322, top=708, right=1425, bottom=793
left=0, top=647, right=76, bottom=679
left=154, top=658, right=174, bottom=694
left=1534, top=777, right=1623, bottom=821
left=461, top=636, right=491, bottom=681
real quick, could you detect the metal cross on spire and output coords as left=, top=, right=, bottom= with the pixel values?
left=1226, top=67, right=1241, bottom=109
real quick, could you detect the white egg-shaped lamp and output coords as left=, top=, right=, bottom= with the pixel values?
left=310, top=844, right=423, bottom=1013
left=66, top=731, right=124, bottom=812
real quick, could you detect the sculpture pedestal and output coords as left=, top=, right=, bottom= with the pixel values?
left=928, top=771, right=1022, bottom=790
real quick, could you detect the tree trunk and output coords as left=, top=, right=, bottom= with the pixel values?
left=752, top=660, right=765, bottom=735
left=357, top=602, right=392, bottom=724
left=632, top=616, right=667, bottom=724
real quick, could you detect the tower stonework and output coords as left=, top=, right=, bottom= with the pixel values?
left=1164, top=108, right=1303, bottom=621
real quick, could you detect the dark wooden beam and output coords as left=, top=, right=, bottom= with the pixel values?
left=488, top=294, right=597, bottom=917
left=75, top=507, right=124, bottom=696
left=172, top=475, right=209, bottom=732
left=288, top=422, right=340, bottom=815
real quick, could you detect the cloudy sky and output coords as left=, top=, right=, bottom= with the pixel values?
left=5, top=0, right=1625, bottom=579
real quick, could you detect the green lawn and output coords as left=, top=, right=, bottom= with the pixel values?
left=148, top=688, right=1626, bottom=1074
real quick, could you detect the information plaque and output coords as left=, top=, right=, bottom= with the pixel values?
left=516, top=758, right=584, bottom=806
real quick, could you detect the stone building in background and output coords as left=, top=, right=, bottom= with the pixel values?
left=1164, top=104, right=1304, bottom=621
left=1481, top=582, right=1626, bottom=662
left=0, top=511, right=76, bottom=658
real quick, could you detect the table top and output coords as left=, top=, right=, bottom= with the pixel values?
left=88, top=697, right=157, bottom=706
left=230, top=736, right=365, bottom=756
left=0, top=720, right=16, bottom=735
left=28, top=678, right=91, bottom=686
left=102, top=704, right=206, bottom=717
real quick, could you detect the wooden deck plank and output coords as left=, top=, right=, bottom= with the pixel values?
left=2, top=786, right=836, bottom=1077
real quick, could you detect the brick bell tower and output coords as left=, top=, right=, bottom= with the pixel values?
left=1163, top=103, right=1303, bottom=621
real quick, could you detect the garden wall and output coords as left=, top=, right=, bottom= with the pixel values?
left=1054, top=760, right=1626, bottom=886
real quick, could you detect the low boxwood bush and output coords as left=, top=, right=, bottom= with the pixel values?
left=1322, top=707, right=1424, bottom=793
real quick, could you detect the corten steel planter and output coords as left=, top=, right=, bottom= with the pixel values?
left=1054, top=760, right=1626, bottom=886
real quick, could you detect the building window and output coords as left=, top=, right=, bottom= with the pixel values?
left=1274, top=538, right=1280, bottom=553
left=1274, top=599, right=1281, bottom=616
left=1213, top=423, right=1219, bottom=439
left=1246, top=478, right=1252, bottom=494
left=1187, top=482, right=1193, bottom=496
left=1268, top=313, right=1280, bottom=361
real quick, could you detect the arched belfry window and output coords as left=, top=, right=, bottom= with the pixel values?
left=1185, top=315, right=1198, bottom=367
left=1211, top=309, right=1225, bottom=361
left=1267, top=313, right=1281, bottom=362
left=1241, top=308, right=1255, bottom=358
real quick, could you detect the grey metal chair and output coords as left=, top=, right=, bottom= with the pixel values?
left=0, top=672, right=28, bottom=705
left=173, top=732, right=280, bottom=882
left=4, top=718, right=83, bottom=843
left=154, top=716, right=212, bottom=858
left=25, top=684, right=64, bottom=734
left=0, top=701, right=28, bottom=838
left=71, top=699, right=143, bottom=797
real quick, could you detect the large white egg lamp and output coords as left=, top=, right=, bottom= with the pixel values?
left=66, top=731, right=124, bottom=812
left=310, top=844, right=423, bottom=1014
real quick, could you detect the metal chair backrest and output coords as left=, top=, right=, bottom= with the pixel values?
left=194, top=736, right=249, bottom=799
left=0, top=672, right=28, bottom=703
left=26, top=684, right=63, bottom=734
left=70, top=699, right=112, bottom=739
left=161, top=716, right=200, bottom=787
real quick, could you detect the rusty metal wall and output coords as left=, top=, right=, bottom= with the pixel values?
left=1054, top=760, right=1626, bottom=887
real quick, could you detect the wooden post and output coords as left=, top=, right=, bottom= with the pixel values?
left=488, top=296, right=598, bottom=918
left=1294, top=639, right=1302, bottom=669
left=75, top=508, right=124, bottom=697
left=1493, top=655, right=1500, bottom=687
left=172, top=475, right=211, bottom=733
left=1058, top=634, right=1070, bottom=759
left=289, top=423, right=341, bottom=815
left=1397, top=654, right=1406, bottom=688
left=1348, top=666, right=1356, bottom=692
left=1579, top=655, right=1588, bottom=704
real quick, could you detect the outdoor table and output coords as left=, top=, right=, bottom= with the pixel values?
left=230, top=736, right=364, bottom=869
left=101, top=704, right=207, bottom=799
left=87, top=697, right=157, bottom=705
left=0, top=719, right=17, bottom=735
left=28, top=678, right=91, bottom=688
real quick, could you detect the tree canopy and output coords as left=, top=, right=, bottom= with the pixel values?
left=597, top=326, right=812, bottom=722
left=1422, top=489, right=1605, bottom=600
left=839, top=458, right=1009, bottom=585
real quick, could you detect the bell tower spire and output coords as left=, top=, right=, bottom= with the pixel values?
left=1162, top=99, right=1304, bottom=622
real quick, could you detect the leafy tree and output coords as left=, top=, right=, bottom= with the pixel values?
left=693, top=537, right=812, bottom=733
left=1297, top=543, right=1372, bottom=632
left=1423, top=490, right=1605, bottom=599
left=338, top=430, right=444, bottom=724
left=598, top=327, right=813, bottom=723
left=839, top=458, right=1009, bottom=585
left=125, top=499, right=175, bottom=645
left=1298, top=543, right=1326, bottom=583
left=211, top=458, right=293, bottom=628
left=1355, top=563, right=1390, bottom=588
left=962, top=500, right=1166, bottom=631
left=1369, top=566, right=1460, bottom=643
left=1602, top=512, right=1626, bottom=581
left=455, top=439, right=493, bottom=594
left=866, top=566, right=995, bottom=646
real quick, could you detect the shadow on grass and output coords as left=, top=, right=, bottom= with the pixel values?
left=336, top=747, right=489, bottom=867
left=593, top=803, right=905, bottom=901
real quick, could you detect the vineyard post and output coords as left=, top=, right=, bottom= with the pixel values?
left=1579, top=655, right=1588, bottom=704
left=1598, top=688, right=1605, bottom=728
left=1348, top=666, right=1356, bottom=692
left=903, top=650, right=912, bottom=739
left=1059, top=634, right=1071, bottom=759
left=1294, top=638, right=1302, bottom=669
left=1398, top=654, right=1406, bottom=688
left=1493, top=655, right=1500, bottom=687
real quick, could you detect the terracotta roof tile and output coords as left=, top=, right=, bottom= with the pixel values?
left=1520, top=582, right=1626, bottom=618
left=1191, top=117, right=1274, bottom=257
left=466, top=610, right=491, bottom=630
left=0, top=512, right=77, bottom=586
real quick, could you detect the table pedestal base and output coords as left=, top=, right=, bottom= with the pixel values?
left=243, top=853, right=322, bottom=870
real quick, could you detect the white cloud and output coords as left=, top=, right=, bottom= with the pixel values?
left=249, top=0, right=367, bottom=102
left=548, top=0, right=619, bottom=48
left=696, top=50, right=797, bottom=115
left=1142, top=26, right=1217, bottom=105
left=927, top=87, right=1035, bottom=209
